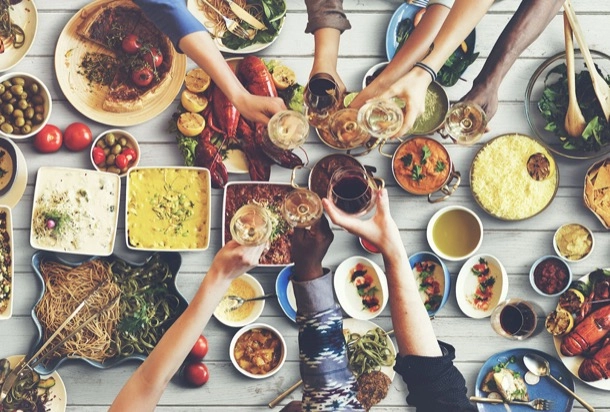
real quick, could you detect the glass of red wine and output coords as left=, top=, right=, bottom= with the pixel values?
left=490, top=299, right=542, bottom=340
left=327, top=166, right=384, bottom=216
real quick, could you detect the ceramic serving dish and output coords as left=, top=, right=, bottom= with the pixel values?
left=409, top=251, right=451, bottom=317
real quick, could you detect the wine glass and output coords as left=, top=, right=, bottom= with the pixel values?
left=282, top=188, right=323, bottom=228
left=229, top=204, right=273, bottom=246
left=442, top=101, right=487, bottom=145
left=304, top=73, right=341, bottom=128
left=328, top=166, right=383, bottom=216
left=262, top=110, right=309, bottom=162
left=357, top=98, right=404, bottom=139
left=328, top=108, right=370, bottom=149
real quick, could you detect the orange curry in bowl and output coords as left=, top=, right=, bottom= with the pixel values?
left=392, top=137, right=459, bottom=200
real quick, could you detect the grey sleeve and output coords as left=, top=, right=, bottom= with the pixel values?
left=304, top=0, right=351, bottom=34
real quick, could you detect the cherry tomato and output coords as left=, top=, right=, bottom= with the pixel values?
left=115, top=153, right=128, bottom=169
left=182, top=361, right=209, bottom=387
left=33, top=124, right=63, bottom=153
left=143, top=47, right=163, bottom=68
left=188, top=335, right=208, bottom=360
left=122, top=147, right=137, bottom=163
left=63, top=122, right=93, bottom=152
left=92, top=146, right=106, bottom=165
left=132, top=67, right=153, bottom=87
left=121, top=34, right=141, bottom=54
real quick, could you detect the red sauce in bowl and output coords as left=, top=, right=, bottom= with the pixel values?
left=533, top=258, right=569, bottom=295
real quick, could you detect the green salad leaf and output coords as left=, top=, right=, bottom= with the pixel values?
left=538, top=63, right=610, bottom=152
left=221, top=0, right=286, bottom=50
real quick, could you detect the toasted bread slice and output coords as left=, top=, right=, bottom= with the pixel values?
left=493, top=368, right=529, bottom=402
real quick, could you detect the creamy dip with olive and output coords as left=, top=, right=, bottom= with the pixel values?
left=0, top=148, right=14, bottom=192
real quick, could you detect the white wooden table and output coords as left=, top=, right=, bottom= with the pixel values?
left=3, top=0, right=610, bottom=410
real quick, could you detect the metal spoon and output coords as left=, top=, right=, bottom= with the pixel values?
left=522, top=353, right=595, bottom=412
left=563, top=11, right=586, bottom=138
left=223, top=293, right=276, bottom=312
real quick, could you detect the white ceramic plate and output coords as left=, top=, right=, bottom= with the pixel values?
left=3, top=355, right=67, bottom=411
left=343, top=318, right=396, bottom=381
left=0, top=0, right=38, bottom=72
left=456, top=254, right=508, bottom=319
left=0, top=139, right=27, bottom=208
left=30, top=167, right=120, bottom=256
left=334, top=256, right=388, bottom=320
left=186, top=0, right=285, bottom=54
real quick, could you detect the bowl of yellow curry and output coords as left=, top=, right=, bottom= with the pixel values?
left=125, top=167, right=211, bottom=251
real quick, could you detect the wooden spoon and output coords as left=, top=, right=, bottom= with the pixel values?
left=564, top=0, right=610, bottom=122
left=563, top=12, right=586, bottom=138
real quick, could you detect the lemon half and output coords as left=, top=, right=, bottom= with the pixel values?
left=177, top=112, right=205, bottom=137
left=185, top=68, right=211, bottom=93
left=271, top=64, right=296, bottom=90
left=545, top=308, right=574, bottom=336
left=181, top=90, right=209, bottom=113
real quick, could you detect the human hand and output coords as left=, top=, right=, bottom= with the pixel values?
left=323, top=189, right=402, bottom=257
left=291, top=216, right=334, bottom=281
left=208, top=240, right=266, bottom=280
left=460, top=82, right=498, bottom=121
left=234, top=93, right=286, bottom=124
left=309, top=67, right=346, bottom=97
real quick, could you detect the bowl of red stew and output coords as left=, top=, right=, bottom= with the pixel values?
left=529, top=255, right=572, bottom=297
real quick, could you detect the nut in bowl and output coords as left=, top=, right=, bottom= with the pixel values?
left=426, top=205, right=483, bottom=261
left=0, top=72, right=51, bottom=139
left=91, top=129, right=140, bottom=177
left=214, top=274, right=265, bottom=328
left=229, top=323, right=286, bottom=379
left=334, top=256, right=388, bottom=320
left=553, top=223, right=594, bottom=262
left=530, top=255, right=572, bottom=297
left=409, top=252, right=450, bottom=317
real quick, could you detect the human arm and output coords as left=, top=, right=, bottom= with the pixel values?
left=379, top=0, right=494, bottom=137
left=134, top=0, right=285, bottom=124
left=109, top=241, right=265, bottom=411
left=461, top=0, right=563, bottom=119
left=350, top=2, right=451, bottom=109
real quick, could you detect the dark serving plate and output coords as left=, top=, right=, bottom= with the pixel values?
left=29, top=250, right=187, bottom=374
left=0, top=137, right=18, bottom=196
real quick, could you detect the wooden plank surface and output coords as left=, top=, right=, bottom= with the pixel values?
left=2, top=0, right=610, bottom=410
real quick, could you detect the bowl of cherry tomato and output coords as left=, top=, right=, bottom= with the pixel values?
left=91, top=129, right=140, bottom=177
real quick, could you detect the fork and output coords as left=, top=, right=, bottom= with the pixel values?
left=199, top=0, right=253, bottom=40
left=470, top=396, right=553, bottom=411
left=223, top=293, right=277, bottom=312
left=406, top=0, right=428, bottom=8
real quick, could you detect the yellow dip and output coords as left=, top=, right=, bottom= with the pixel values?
left=555, top=224, right=592, bottom=260
left=216, top=277, right=256, bottom=322
left=127, top=168, right=210, bottom=249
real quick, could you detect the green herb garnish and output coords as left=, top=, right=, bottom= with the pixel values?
left=412, top=164, right=424, bottom=181
left=434, top=160, right=446, bottom=173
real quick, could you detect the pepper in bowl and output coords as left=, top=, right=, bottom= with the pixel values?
left=91, top=129, right=140, bottom=177
left=529, top=255, right=572, bottom=297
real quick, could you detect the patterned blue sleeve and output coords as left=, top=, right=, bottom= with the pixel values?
left=293, top=269, right=364, bottom=411
left=133, top=0, right=207, bottom=52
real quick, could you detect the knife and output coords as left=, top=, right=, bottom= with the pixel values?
left=223, top=0, right=267, bottom=30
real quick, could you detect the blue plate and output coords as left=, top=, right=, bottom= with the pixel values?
left=275, top=264, right=297, bottom=322
left=475, top=348, right=575, bottom=411
left=385, top=3, right=423, bottom=61
left=29, top=251, right=187, bottom=374
left=408, top=251, right=450, bottom=317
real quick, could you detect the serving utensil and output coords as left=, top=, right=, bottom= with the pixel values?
left=470, top=396, right=552, bottom=411
left=223, top=293, right=276, bottom=311
left=222, top=0, right=266, bottom=30
left=523, top=353, right=595, bottom=412
left=563, top=11, right=587, bottom=137
left=563, top=0, right=610, bottom=122
left=199, top=0, right=253, bottom=40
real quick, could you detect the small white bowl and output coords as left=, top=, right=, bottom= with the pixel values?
left=229, top=323, right=286, bottom=379
left=214, top=274, right=265, bottom=328
left=529, top=255, right=572, bottom=297
left=0, top=72, right=51, bottom=139
left=362, top=61, right=389, bottom=89
left=426, top=205, right=483, bottom=262
left=553, top=223, right=594, bottom=262
left=0, top=206, right=13, bottom=320
left=334, top=256, right=388, bottom=320
left=91, top=129, right=140, bottom=178
left=455, top=254, right=509, bottom=319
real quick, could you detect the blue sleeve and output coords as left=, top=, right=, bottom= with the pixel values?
left=134, top=0, right=207, bottom=52
left=292, top=269, right=364, bottom=411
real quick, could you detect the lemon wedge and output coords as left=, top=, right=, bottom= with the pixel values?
left=177, top=112, right=205, bottom=137
left=271, top=64, right=296, bottom=90
left=181, top=90, right=209, bottom=113
left=185, top=68, right=211, bottom=93
left=545, top=308, right=574, bottom=336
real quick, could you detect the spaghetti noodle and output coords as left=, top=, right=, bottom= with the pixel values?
left=0, top=0, right=25, bottom=51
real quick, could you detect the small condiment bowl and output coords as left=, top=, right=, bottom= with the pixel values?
left=408, top=82, right=449, bottom=136
left=214, top=273, right=265, bottom=328
left=409, top=251, right=451, bottom=318
left=229, top=323, right=286, bottom=379
left=91, top=129, right=140, bottom=177
left=362, top=61, right=389, bottom=89
left=553, top=223, right=594, bottom=262
left=529, top=255, right=572, bottom=297
left=0, top=137, right=18, bottom=196
left=333, top=256, right=388, bottom=320
left=0, top=72, right=52, bottom=140
left=359, top=237, right=380, bottom=254
left=426, top=205, right=483, bottom=261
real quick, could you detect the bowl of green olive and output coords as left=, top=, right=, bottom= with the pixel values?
left=0, top=72, right=52, bottom=139
left=91, top=129, right=140, bottom=177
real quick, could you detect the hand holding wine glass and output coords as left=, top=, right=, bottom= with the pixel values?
left=304, top=73, right=341, bottom=128
left=327, top=166, right=384, bottom=217
left=229, top=204, right=273, bottom=246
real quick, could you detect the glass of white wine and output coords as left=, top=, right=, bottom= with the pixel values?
left=328, top=108, right=370, bottom=149
left=282, top=166, right=323, bottom=229
left=229, top=204, right=273, bottom=246
left=357, top=98, right=404, bottom=140
left=262, top=110, right=309, bottom=162
left=442, top=101, right=487, bottom=145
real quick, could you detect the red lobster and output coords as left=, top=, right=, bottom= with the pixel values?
left=561, top=304, right=610, bottom=356
left=579, top=337, right=610, bottom=381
